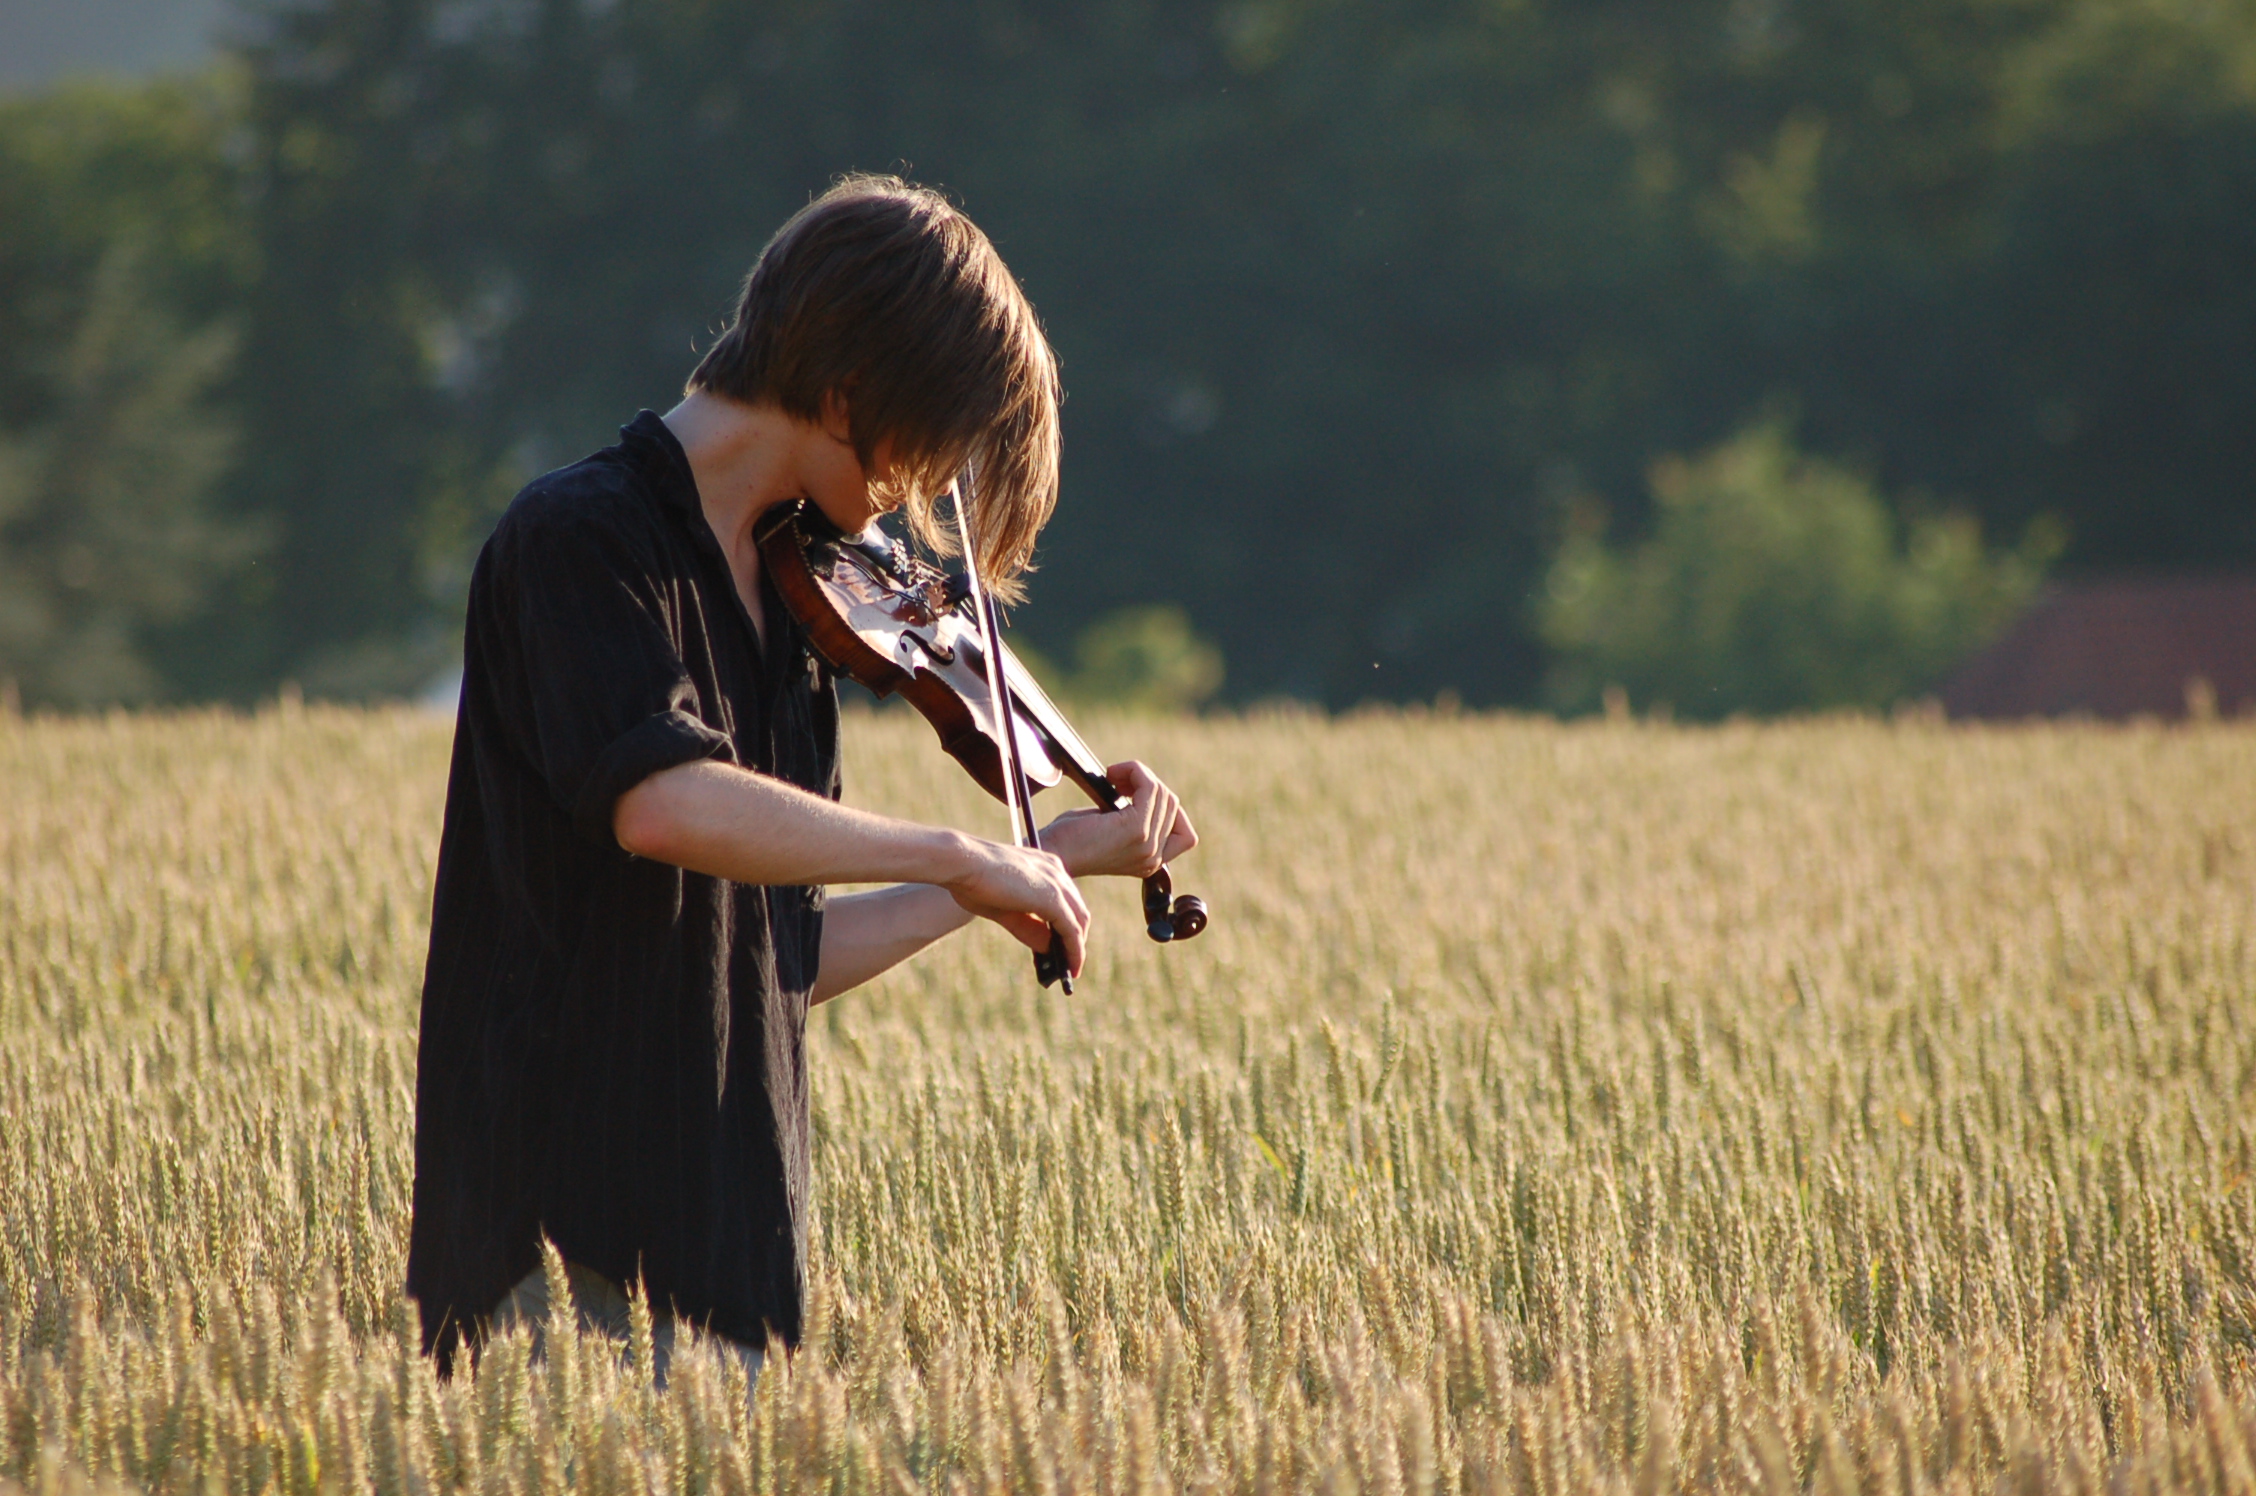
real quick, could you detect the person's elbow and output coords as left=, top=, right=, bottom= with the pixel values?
left=613, top=769, right=689, bottom=862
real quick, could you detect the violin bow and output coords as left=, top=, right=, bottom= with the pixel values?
left=950, top=469, right=1073, bottom=993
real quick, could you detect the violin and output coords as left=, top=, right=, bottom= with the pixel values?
left=754, top=482, right=1207, bottom=994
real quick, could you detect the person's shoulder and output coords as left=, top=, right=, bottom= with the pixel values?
left=484, top=431, right=676, bottom=581
left=496, top=449, right=651, bottom=548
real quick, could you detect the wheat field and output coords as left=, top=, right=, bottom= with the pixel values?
left=2, top=703, right=2253, bottom=1494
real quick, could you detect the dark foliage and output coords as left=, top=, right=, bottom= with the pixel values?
left=8, top=0, right=2255, bottom=706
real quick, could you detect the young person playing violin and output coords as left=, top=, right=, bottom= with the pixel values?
left=406, top=175, right=1198, bottom=1385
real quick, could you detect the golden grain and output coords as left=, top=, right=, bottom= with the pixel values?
left=2, top=704, right=2253, bottom=1492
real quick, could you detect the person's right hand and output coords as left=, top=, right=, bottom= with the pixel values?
left=943, top=836, right=1090, bottom=978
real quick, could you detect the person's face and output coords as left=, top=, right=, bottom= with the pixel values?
left=803, top=390, right=906, bottom=537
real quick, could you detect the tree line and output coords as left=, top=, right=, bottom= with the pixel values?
left=3, top=0, right=2252, bottom=713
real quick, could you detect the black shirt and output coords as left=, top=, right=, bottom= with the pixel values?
left=406, top=411, right=839, bottom=1370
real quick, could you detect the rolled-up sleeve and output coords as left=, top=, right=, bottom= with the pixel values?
left=489, top=508, right=732, bottom=846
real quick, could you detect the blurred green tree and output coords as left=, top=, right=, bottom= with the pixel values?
left=0, top=243, right=256, bottom=707
left=1540, top=418, right=2059, bottom=718
left=0, top=79, right=260, bottom=708
left=1061, top=605, right=1225, bottom=715
left=212, top=0, right=2254, bottom=709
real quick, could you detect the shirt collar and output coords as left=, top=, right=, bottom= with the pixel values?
left=618, top=406, right=803, bottom=659
left=617, top=409, right=704, bottom=517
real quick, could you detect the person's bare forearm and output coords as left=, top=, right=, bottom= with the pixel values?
left=614, top=759, right=975, bottom=887
left=811, top=884, right=974, bottom=1003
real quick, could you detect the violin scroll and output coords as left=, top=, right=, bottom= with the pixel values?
left=1141, top=868, right=1209, bottom=943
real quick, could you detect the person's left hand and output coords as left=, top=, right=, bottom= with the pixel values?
left=1038, top=761, right=1198, bottom=879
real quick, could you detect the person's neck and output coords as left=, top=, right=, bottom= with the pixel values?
left=660, top=391, right=808, bottom=633
left=662, top=391, right=810, bottom=553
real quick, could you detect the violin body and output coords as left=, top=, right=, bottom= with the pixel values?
left=755, top=500, right=1206, bottom=944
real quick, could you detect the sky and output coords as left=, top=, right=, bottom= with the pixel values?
left=0, top=0, right=224, bottom=92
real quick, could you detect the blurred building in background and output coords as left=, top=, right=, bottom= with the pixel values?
left=1941, top=578, right=2256, bottom=721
